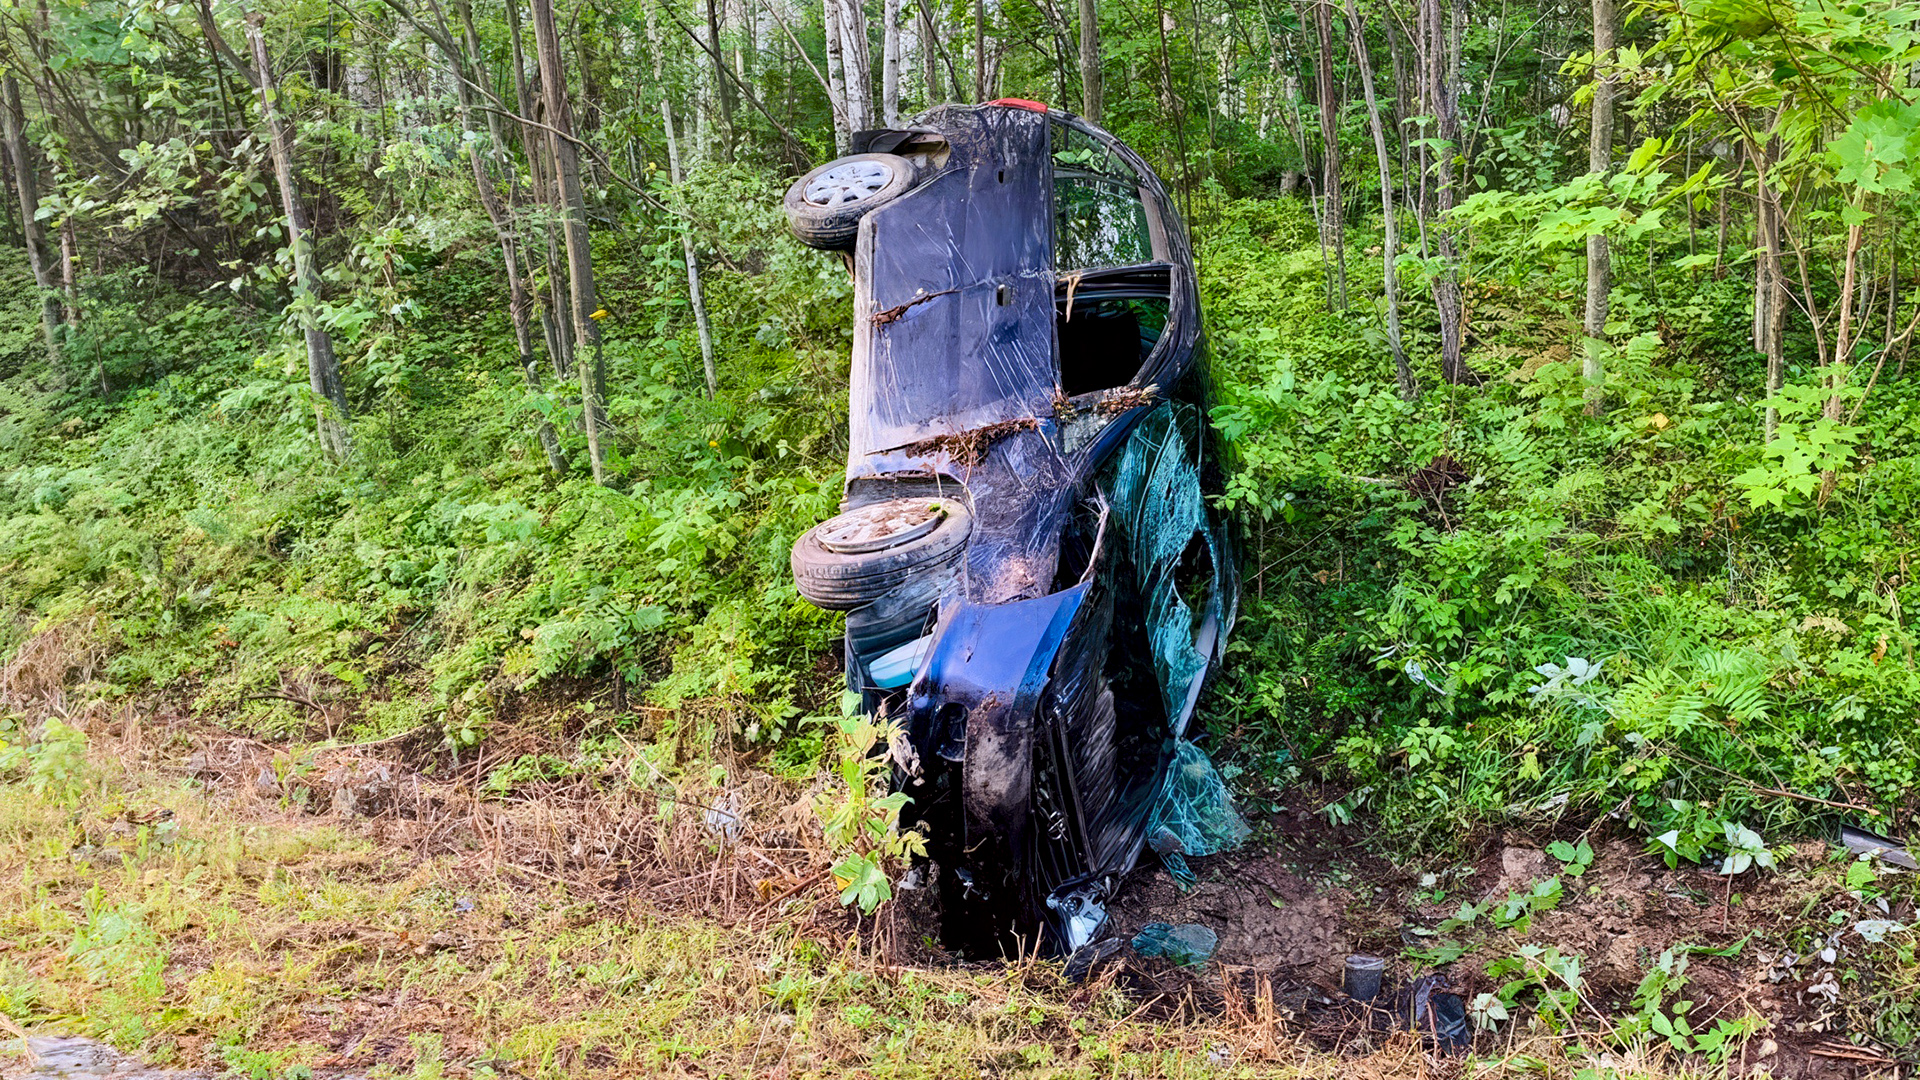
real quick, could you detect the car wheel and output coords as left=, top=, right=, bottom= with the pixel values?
left=792, top=497, right=972, bottom=610
left=784, top=153, right=915, bottom=251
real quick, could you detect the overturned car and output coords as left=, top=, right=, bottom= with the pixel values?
left=786, top=101, right=1242, bottom=955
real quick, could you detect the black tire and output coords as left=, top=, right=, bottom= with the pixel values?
left=792, top=497, right=972, bottom=610
left=785, top=153, right=915, bottom=251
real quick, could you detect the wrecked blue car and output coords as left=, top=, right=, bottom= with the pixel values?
left=786, top=101, right=1241, bottom=955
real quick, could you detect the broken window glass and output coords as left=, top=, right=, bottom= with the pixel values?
left=1052, top=126, right=1154, bottom=271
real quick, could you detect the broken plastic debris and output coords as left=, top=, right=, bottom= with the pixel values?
left=1841, top=824, right=1918, bottom=870
left=868, top=632, right=933, bottom=688
left=1403, top=974, right=1471, bottom=1052
left=1403, top=658, right=1451, bottom=695
left=1144, top=740, right=1250, bottom=891
left=1129, top=922, right=1218, bottom=966
left=1343, top=954, right=1387, bottom=1001
left=1855, top=919, right=1908, bottom=944
left=1045, top=876, right=1112, bottom=952
left=703, top=794, right=744, bottom=841
left=1062, top=936, right=1127, bottom=983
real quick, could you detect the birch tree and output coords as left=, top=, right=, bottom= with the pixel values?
left=1421, top=0, right=1467, bottom=384
left=1, top=74, right=60, bottom=368
left=1078, top=0, right=1101, bottom=122
left=838, top=0, right=875, bottom=133
left=1312, top=0, right=1346, bottom=310
left=1582, top=0, right=1616, bottom=414
left=650, top=10, right=719, bottom=398
left=882, top=0, right=901, bottom=126
left=199, top=6, right=354, bottom=459
left=1347, top=0, right=1414, bottom=400
left=823, top=0, right=851, bottom=150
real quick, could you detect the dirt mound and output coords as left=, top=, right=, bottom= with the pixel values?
left=1109, top=863, right=1353, bottom=975
left=1101, top=810, right=1916, bottom=1076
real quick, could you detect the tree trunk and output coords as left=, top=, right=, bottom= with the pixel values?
left=651, top=11, right=719, bottom=398
left=974, top=0, right=986, bottom=102
left=58, top=219, right=102, bottom=396
left=1582, top=0, right=1616, bottom=415
left=1078, top=0, right=1102, bottom=122
left=245, top=16, right=351, bottom=459
left=1817, top=209, right=1866, bottom=504
left=921, top=1, right=940, bottom=105
left=705, top=0, right=737, bottom=158
left=508, top=0, right=574, bottom=383
left=838, top=0, right=874, bottom=133
left=1, top=75, right=61, bottom=368
left=664, top=96, right=718, bottom=398
left=1347, top=0, right=1414, bottom=400
left=824, top=0, right=851, bottom=151
left=1422, top=0, right=1467, bottom=383
left=436, top=17, right=566, bottom=476
left=530, top=0, right=609, bottom=484
left=1753, top=136, right=1786, bottom=440
left=882, top=0, right=902, bottom=126
left=1312, top=0, right=1347, bottom=311
left=1385, top=16, right=1412, bottom=210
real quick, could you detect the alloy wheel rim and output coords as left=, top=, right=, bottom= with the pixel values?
left=803, top=160, right=896, bottom=207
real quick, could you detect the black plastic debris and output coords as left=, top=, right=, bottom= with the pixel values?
left=1347, top=967, right=1472, bottom=1053
left=1342, top=954, right=1387, bottom=1001
left=1841, top=824, right=1918, bottom=870
left=1129, top=922, right=1219, bottom=967
left=1062, top=936, right=1128, bottom=983
left=1399, top=974, right=1471, bottom=1052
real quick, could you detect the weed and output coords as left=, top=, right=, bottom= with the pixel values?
left=814, top=697, right=926, bottom=915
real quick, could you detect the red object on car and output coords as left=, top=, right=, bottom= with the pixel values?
left=986, top=97, right=1048, bottom=112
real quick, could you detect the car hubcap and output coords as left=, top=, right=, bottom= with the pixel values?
left=817, top=500, right=946, bottom=554
left=803, top=160, right=896, bottom=207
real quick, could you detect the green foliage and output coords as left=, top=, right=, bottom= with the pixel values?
left=1731, top=382, right=1865, bottom=509
left=814, top=697, right=927, bottom=915
left=1199, top=176, right=1920, bottom=860
left=0, top=718, right=90, bottom=804
left=0, top=159, right=849, bottom=754
left=1484, top=943, right=1588, bottom=1031
left=1616, top=947, right=1765, bottom=1063
left=1547, top=838, right=1594, bottom=877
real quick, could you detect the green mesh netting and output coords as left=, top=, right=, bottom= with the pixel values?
left=1147, top=739, right=1251, bottom=890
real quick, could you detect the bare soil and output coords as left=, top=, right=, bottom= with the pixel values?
left=1101, top=801, right=1916, bottom=1077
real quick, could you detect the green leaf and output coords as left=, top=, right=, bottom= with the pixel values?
left=1829, top=100, right=1920, bottom=195
left=832, top=853, right=893, bottom=914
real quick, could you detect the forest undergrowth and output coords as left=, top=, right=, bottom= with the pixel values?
left=3, top=178, right=1920, bottom=1076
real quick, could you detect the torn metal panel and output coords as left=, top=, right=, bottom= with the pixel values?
left=849, top=107, right=1057, bottom=465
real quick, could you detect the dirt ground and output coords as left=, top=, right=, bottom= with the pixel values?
left=1096, top=795, right=1917, bottom=1078
left=5, top=702, right=1915, bottom=1079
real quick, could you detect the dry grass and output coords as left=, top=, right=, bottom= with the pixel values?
left=0, top=714, right=1748, bottom=1080
left=0, top=615, right=112, bottom=725
left=0, top=630, right=1749, bottom=1079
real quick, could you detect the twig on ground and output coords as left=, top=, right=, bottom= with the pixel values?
left=0, top=1015, right=35, bottom=1067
